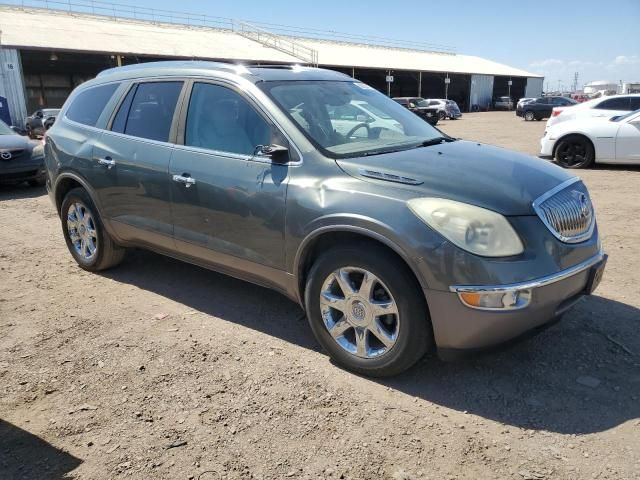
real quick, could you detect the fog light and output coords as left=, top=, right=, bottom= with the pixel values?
left=458, top=289, right=531, bottom=310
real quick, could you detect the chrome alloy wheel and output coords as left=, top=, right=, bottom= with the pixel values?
left=319, top=267, right=400, bottom=359
left=66, top=202, right=98, bottom=261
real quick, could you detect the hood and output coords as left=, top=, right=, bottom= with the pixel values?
left=0, top=133, right=33, bottom=151
left=336, top=140, right=575, bottom=216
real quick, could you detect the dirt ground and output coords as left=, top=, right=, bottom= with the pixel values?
left=1, top=112, right=639, bottom=480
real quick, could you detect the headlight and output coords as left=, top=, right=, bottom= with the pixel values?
left=407, top=198, right=524, bottom=257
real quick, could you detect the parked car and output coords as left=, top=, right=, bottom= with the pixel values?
left=0, top=119, right=45, bottom=186
left=540, top=108, right=640, bottom=168
left=494, top=96, right=514, bottom=110
left=327, top=100, right=403, bottom=138
left=517, top=96, right=577, bottom=121
left=392, top=97, right=439, bottom=125
left=546, top=94, right=640, bottom=128
left=25, top=108, right=60, bottom=138
left=422, top=99, right=462, bottom=120
left=517, top=97, right=536, bottom=109
left=45, top=62, right=606, bottom=377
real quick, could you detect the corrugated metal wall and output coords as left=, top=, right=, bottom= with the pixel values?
left=0, top=48, right=28, bottom=126
left=469, top=74, right=494, bottom=111
left=525, top=77, right=544, bottom=98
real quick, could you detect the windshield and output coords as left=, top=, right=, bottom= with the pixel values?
left=0, top=120, right=14, bottom=135
left=260, top=81, right=442, bottom=158
left=612, top=108, right=640, bottom=122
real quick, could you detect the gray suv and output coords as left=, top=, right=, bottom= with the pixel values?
left=44, top=62, right=606, bottom=377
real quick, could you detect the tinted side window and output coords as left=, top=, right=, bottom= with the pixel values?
left=111, top=85, right=137, bottom=133
left=596, top=97, right=631, bottom=111
left=630, top=97, right=640, bottom=110
left=66, top=83, right=120, bottom=126
left=185, top=83, right=272, bottom=156
left=122, top=82, right=183, bottom=142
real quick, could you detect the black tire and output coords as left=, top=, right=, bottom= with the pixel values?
left=524, top=111, right=535, bottom=121
left=554, top=135, right=595, bottom=169
left=304, top=244, right=433, bottom=377
left=60, top=187, right=125, bottom=271
left=438, top=110, right=446, bottom=121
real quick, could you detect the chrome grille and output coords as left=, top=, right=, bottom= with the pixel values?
left=0, top=149, right=26, bottom=161
left=533, top=179, right=595, bottom=243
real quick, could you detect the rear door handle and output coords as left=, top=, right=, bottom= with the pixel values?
left=98, top=157, right=115, bottom=169
left=172, top=174, right=196, bottom=188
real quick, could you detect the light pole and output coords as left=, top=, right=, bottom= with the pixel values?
left=444, top=74, right=450, bottom=100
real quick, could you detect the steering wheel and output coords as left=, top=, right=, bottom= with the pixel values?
left=345, top=122, right=370, bottom=139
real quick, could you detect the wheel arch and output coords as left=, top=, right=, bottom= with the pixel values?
left=293, top=225, right=430, bottom=308
left=53, top=172, right=104, bottom=218
left=551, top=132, right=596, bottom=160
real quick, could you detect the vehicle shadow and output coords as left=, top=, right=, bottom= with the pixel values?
left=592, top=163, right=640, bottom=172
left=103, top=250, right=640, bottom=435
left=0, top=419, right=82, bottom=480
left=0, top=183, right=46, bottom=200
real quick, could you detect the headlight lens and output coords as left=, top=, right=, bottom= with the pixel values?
left=407, top=198, right=524, bottom=257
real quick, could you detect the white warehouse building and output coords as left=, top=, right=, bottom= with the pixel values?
left=0, top=2, right=544, bottom=127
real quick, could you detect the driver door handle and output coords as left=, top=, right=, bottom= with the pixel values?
left=172, top=174, right=196, bottom=188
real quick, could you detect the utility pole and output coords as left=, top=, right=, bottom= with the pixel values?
left=572, top=72, right=579, bottom=92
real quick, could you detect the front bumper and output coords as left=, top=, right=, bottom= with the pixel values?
left=426, top=251, right=607, bottom=353
left=0, top=156, right=45, bottom=183
left=539, top=131, right=555, bottom=157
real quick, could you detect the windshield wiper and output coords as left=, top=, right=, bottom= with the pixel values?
left=415, top=136, right=456, bottom=148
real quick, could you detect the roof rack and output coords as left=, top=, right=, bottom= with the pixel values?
left=96, top=60, right=248, bottom=77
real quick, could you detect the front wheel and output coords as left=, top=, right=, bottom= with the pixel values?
left=304, top=245, right=433, bottom=377
left=554, top=135, right=594, bottom=169
left=438, top=111, right=446, bottom=121
left=524, top=111, right=535, bottom=121
left=61, top=187, right=126, bottom=271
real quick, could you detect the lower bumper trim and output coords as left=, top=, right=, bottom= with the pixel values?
left=449, top=251, right=605, bottom=294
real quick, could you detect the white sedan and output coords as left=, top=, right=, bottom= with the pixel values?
left=540, top=109, right=640, bottom=168
left=546, top=94, right=640, bottom=128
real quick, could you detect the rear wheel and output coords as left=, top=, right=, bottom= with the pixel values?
left=304, top=245, right=432, bottom=377
left=524, top=111, right=535, bottom=121
left=61, top=188, right=126, bottom=271
left=554, top=135, right=595, bottom=169
left=438, top=110, right=446, bottom=121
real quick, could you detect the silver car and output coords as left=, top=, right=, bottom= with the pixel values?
left=423, top=98, right=462, bottom=120
left=44, top=62, right=606, bottom=377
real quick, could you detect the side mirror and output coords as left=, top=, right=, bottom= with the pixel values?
left=254, top=144, right=289, bottom=163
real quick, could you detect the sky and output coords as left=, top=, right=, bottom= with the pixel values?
left=97, top=0, right=640, bottom=90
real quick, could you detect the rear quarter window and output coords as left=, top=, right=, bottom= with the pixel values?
left=65, top=83, right=120, bottom=127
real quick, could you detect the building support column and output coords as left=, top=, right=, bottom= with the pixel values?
left=418, top=71, right=422, bottom=97
left=0, top=47, right=28, bottom=127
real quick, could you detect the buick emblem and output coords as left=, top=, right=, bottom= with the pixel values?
left=0, top=151, right=11, bottom=160
left=576, top=192, right=590, bottom=218
left=351, top=301, right=366, bottom=321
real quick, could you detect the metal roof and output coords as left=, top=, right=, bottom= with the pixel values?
left=0, top=6, right=542, bottom=78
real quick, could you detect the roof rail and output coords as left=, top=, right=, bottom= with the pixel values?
left=96, top=60, right=249, bottom=77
